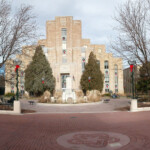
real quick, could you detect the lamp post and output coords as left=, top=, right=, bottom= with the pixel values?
left=88, top=76, right=91, bottom=90
left=128, top=60, right=136, bottom=99
left=13, top=59, right=22, bottom=100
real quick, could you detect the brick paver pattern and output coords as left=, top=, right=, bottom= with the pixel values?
left=0, top=111, right=150, bottom=150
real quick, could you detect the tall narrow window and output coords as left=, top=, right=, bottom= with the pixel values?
left=82, top=57, right=85, bottom=72
left=61, top=74, right=69, bottom=89
left=97, top=60, right=100, bottom=69
left=104, top=61, right=109, bottom=69
left=104, top=61, right=109, bottom=92
left=61, top=28, right=67, bottom=58
left=11, top=84, right=14, bottom=93
left=114, top=64, right=118, bottom=93
left=81, top=46, right=86, bottom=72
left=61, top=28, right=67, bottom=41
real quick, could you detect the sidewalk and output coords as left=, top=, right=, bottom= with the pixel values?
left=20, top=98, right=130, bottom=113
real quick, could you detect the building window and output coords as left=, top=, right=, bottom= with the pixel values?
left=61, top=74, right=69, bottom=89
left=104, top=61, right=109, bottom=93
left=61, top=28, right=67, bottom=41
left=62, top=28, right=67, bottom=55
left=20, top=83, right=24, bottom=95
left=11, top=84, right=14, bottom=93
left=105, top=89, right=109, bottom=93
left=62, top=49, right=67, bottom=55
left=82, top=57, right=85, bottom=72
left=97, top=60, right=100, bottom=69
left=81, top=47, right=86, bottom=53
left=105, top=71, right=109, bottom=92
left=104, top=61, right=109, bottom=69
left=105, top=77, right=109, bottom=83
left=114, top=64, right=118, bottom=93
left=41, top=46, right=48, bottom=54
left=62, top=43, right=66, bottom=49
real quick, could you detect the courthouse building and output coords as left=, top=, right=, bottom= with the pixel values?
left=5, top=16, right=124, bottom=94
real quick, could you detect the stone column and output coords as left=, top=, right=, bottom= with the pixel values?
left=13, top=101, right=21, bottom=114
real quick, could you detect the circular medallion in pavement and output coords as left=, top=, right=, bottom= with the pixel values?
left=57, top=131, right=130, bottom=150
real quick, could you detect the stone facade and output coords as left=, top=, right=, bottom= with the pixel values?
left=5, top=16, right=124, bottom=94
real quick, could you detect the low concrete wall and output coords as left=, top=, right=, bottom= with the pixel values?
left=0, top=101, right=21, bottom=114
left=130, top=99, right=150, bottom=112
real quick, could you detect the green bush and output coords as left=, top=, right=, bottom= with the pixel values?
left=102, top=93, right=111, bottom=97
left=4, top=93, right=15, bottom=97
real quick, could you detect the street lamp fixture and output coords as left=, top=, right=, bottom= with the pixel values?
left=13, top=59, right=22, bottom=100
left=128, top=60, right=136, bottom=99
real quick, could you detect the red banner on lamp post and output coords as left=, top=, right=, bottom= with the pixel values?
left=15, top=65, right=20, bottom=72
left=130, top=64, right=133, bottom=72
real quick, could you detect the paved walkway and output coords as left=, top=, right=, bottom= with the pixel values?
left=20, top=98, right=130, bottom=113
left=0, top=111, right=150, bottom=150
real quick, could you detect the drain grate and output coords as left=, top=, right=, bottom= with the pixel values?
left=70, top=116, right=77, bottom=119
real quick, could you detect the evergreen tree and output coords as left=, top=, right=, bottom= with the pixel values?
left=80, top=52, right=104, bottom=94
left=25, top=46, right=55, bottom=96
left=136, top=62, right=150, bottom=93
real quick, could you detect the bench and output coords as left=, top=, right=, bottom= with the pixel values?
left=0, top=96, right=15, bottom=107
left=28, top=101, right=35, bottom=105
left=103, top=99, right=110, bottom=103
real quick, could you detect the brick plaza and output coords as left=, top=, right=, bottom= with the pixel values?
left=0, top=111, right=150, bottom=150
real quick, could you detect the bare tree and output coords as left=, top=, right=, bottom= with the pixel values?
left=112, top=0, right=150, bottom=74
left=0, top=0, right=37, bottom=68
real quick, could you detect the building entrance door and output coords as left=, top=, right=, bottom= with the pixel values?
left=61, top=74, right=70, bottom=89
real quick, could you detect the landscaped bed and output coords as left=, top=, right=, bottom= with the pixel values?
left=115, top=102, right=150, bottom=111
left=21, top=109, right=36, bottom=114
left=0, top=105, right=13, bottom=110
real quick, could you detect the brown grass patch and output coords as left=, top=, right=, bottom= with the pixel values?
left=0, top=105, right=13, bottom=110
left=115, top=106, right=130, bottom=111
left=21, top=109, right=36, bottom=113
left=138, top=103, right=150, bottom=107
